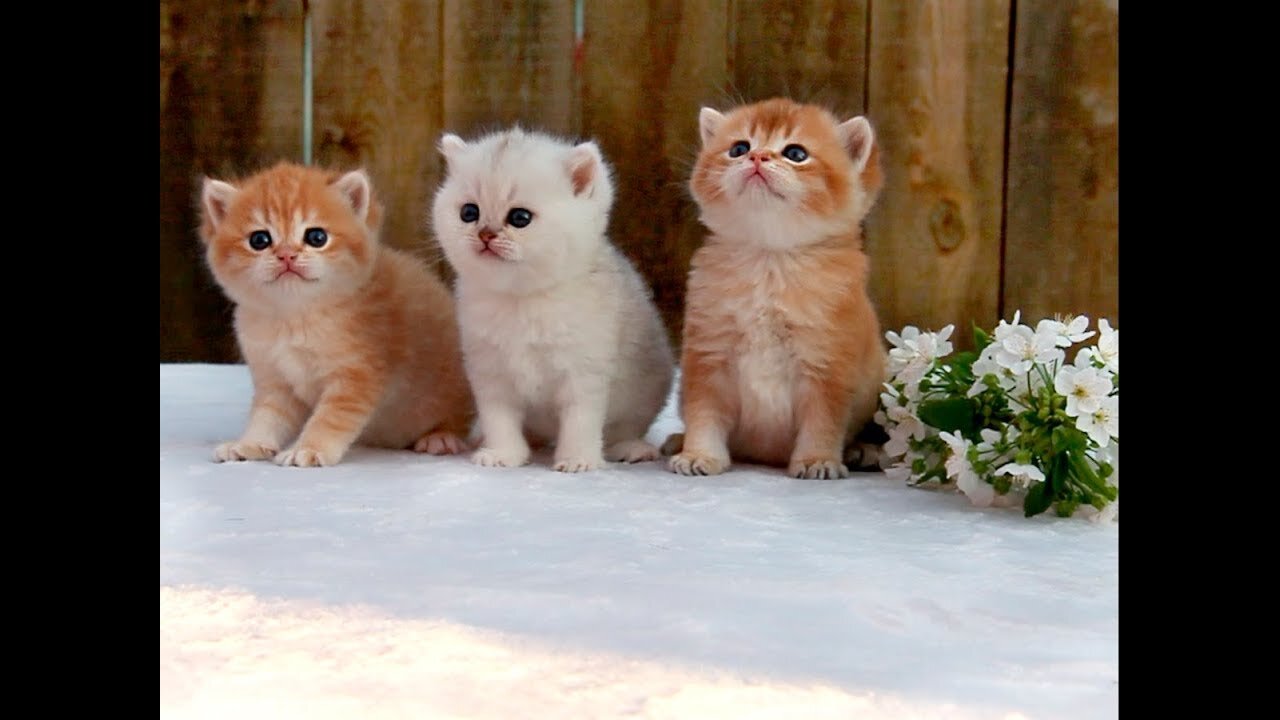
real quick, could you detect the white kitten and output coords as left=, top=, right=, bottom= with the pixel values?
left=432, top=127, right=675, bottom=472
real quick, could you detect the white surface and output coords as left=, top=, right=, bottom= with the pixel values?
left=160, top=364, right=1118, bottom=719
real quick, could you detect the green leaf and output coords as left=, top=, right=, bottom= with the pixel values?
left=918, top=397, right=978, bottom=436
left=1024, top=483, right=1053, bottom=517
left=973, top=323, right=993, bottom=352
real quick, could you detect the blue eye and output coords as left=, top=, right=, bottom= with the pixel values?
left=507, top=208, right=533, bottom=228
left=728, top=141, right=750, bottom=158
left=460, top=203, right=480, bottom=223
left=782, top=144, right=809, bottom=162
left=248, top=230, right=272, bottom=251
left=303, top=227, right=328, bottom=248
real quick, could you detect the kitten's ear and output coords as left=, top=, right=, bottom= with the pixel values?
left=698, top=107, right=725, bottom=146
left=200, top=178, right=238, bottom=239
left=332, top=169, right=372, bottom=222
left=438, top=133, right=467, bottom=166
left=838, top=117, right=876, bottom=172
left=566, top=141, right=604, bottom=197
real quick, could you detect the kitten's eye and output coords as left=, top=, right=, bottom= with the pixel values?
left=507, top=208, right=533, bottom=228
left=728, top=141, right=750, bottom=158
left=782, top=144, right=809, bottom=163
left=460, top=203, right=480, bottom=223
left=248, top=230, right=272, bottom=251
left=303, top=227, right=328, bottom=248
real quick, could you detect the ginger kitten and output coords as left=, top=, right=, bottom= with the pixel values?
left=668, top=98, right=887, bottom=479
left=199, top=161, right=474, bottom=467
left=432, top=127, right=675, bottom=472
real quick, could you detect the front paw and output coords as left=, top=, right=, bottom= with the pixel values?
left=668, top=452, right=730, bottom=476
left=414, top=431, right=470, bottom=455
left=553, top=454, right=604, bottom=473
left=214, top=440, right=278, bottom=463
left=788, top=457, right=849, bottom=479
left=275, top=444, right=342, bottom=468
left=472, top=446, right=529, bottom=468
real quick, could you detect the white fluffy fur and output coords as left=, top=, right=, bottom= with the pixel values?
left=433, top=128, right=675, bottom=472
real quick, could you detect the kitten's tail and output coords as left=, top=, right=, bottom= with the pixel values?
left=659, top=432, right=684, bottom=456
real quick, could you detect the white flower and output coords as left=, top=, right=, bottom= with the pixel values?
left=940, top=431, right=994, bottom=507
left=995, top=325, right=1063, bottom=375
left=883, top=404, right=929, bottom=458
left=887, top=325, right=954, bottom=385
left=1095, top=319, right=1118, bottom=373
left=994, top=462, right=1046, bottom=489
left=1036, top=315, right=1096, bottom=348
left=967, top=345, right=1016, bottom=397
left=1076, top=395, right=1119, bottom=446
left=1054, top=365, right=1113, bottom=417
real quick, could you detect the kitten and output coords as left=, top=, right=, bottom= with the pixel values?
left=667, top=98, right=887, bottom=479
left=199, top=161, right=475, bottom=467
left=432, top=127, right=675, bottom=472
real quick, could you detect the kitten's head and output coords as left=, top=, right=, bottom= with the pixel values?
left=432, top=127, right=615, bottom=294
left=199, top=162, right=383, bottom=309
left=689, top=98, right=882, bottom=248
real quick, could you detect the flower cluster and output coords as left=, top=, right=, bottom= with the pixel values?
left=875, top=313, right=1118, bottom=521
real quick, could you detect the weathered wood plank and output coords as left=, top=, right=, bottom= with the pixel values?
left=311, top=0, right=446, bottom=270
left=159, top=0, right=304, bottom=362
left=731, top=0, right=868, bottom=111
left=441, top=0, right=576, bottom=138
left=1004, top=0, right=1118, bottom=326
left=581, top=0, right=730, bottom=344
left=864, top=0, right=1011, bottom=347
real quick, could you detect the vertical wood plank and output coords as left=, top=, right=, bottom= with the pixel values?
left=581, top=0, right=729, bottom=344
left=1004, top=0, right=1118, bottom=325
left=311, top=0, right=446, bottom=269
left=441, top=0, right=576, bottom=138
left=731, top=0, right=868, bottom=112
left=160, top=0, right=304, bottom=362
left=865, top=0, right=1010, bottom=347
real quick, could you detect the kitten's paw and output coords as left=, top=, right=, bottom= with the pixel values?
left=275, top=445, right=341, bottom=468
left=788, top=457, right=849, bottom=479
left=605, top=439, right=660, bottom=463
left=668, top=452, right=730, bottom=476
left=552, top=455, right=605, bottom=473
left=414, top=431, right=469, bottom=456
left=843, top=442, right=884, bottom=470
left=213, top=441, right=278, bottom=463
left=471, top=447, right=529, bottom=468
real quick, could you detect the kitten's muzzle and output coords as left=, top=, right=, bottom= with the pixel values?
left=478, top=227, right=498, bottom=243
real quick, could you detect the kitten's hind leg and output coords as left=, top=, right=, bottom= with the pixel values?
left=603, top=419, right=662, bottom=463
left=659, top=432, right=684, bottom=456
left=413, top=428, right=470, bottom=455
left=843, top=420, right=889, bottom=470
left=605, top=439, right=660, bottom=463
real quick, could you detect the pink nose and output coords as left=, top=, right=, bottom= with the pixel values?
left=276, top=251, right=298, bottom=262
left=749, top=150, right=772, bottom=165
left=479, top=228, right=498, bottom=242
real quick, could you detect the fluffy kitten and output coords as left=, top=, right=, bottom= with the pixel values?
left=199, top=161, right=474, bottom=467
left=432, top=127, right=675, bottom=472
left=668, top=98, right=887, bottom=479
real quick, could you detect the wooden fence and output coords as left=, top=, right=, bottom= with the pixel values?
left=160, top=0, right=1117, bottom=362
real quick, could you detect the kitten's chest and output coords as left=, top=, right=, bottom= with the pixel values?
left=460, top=290, right=588, bottom=387
left=261, top=324, right=338, bottom=405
